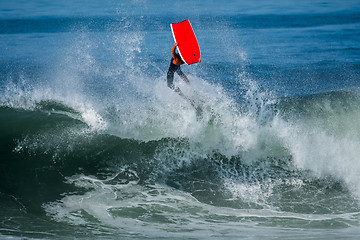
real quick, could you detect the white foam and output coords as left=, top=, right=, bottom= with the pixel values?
left=276, top=117, right=360, bottom=199
left=43, top=173, right=360, bottom=238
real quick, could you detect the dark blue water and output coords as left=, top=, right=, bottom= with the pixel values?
left=1, top=0, right=360, bottom=239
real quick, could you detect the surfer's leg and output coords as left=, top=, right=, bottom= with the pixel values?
left=175, top=67, right=185, bottom=77
left=167, top=69, right=185, bottom=96
left=176, top=67, right=190, bottom=85
left=167, top=72, right=174, bottom=89
left=167, top=63, right=176, bottom=89
left=173, top=86, right=185, bottom=97
left=167, top=62, right=192, bottom=103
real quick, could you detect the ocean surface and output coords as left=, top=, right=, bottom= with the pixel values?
left=1, top=0, right=360, bottom=239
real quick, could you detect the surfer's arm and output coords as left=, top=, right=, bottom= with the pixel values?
left=172, top=42, right=184, bottom=65
left=171, top=43, right=178, bottom=60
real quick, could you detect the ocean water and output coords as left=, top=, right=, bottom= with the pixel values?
left=1, top=0, right=360, bottom=239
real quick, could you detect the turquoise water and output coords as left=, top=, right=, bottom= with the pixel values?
left=1, top=0, right=360, bottom=239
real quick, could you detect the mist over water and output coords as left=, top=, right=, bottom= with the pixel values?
left=1, top=0, right=360, bottom=239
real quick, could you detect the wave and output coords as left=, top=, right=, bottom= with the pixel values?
left=1, top=87, right=360, bottom=238
left=1, top=19, right=360, bottom=236
left=2, top=72, right=360, bottom=238
left=2, top=83, right=360, bottom=198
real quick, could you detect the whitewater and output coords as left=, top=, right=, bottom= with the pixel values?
left=1, top=0, right=360, bottom=239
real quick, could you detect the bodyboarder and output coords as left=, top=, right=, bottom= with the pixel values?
left=167, top=42, right=190, bottom=97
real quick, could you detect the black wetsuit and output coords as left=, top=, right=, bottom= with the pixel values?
left=167, top=58, right=185, bottom=90
left=166, top=56, right=194, bottom=105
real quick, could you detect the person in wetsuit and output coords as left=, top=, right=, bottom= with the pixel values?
left=167, top=42, right=189, bottom=97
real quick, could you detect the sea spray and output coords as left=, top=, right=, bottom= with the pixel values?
left=2, top=25, right=360, bottom=205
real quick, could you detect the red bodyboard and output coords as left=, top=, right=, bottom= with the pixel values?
left=170, top=19, right=201, bottom=65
